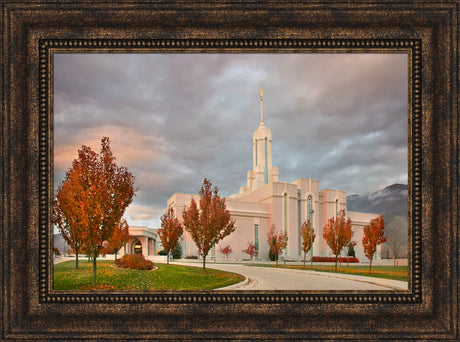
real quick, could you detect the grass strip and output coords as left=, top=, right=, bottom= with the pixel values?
left=54, top=260, right=245, bottom=291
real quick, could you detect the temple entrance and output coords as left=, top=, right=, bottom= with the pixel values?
left=132, top=240, right=142, bottom=255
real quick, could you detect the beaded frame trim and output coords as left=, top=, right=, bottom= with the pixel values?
left=39, top=38, right=421, bottom=304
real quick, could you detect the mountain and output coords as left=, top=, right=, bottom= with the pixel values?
left=347, top=184, right=408, bottom=259
left=347, top=183, right=408, bottom=222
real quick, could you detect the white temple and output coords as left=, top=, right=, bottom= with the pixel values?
left=167, top=91, right=380, bottom=262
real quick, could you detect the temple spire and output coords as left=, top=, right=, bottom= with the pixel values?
left=260, top=89, right=264, bottom=123
left=237, top=88, right=279, bottom=195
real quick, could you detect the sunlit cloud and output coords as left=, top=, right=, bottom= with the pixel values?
left=125, top=204, right=163, bottom=221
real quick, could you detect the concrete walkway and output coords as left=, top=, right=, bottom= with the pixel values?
left=173, top=262, right=408, bottom=291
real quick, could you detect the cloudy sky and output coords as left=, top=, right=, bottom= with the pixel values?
left=54, top=53, right=408, bottom=228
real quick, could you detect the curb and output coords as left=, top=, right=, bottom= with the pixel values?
left=214, top=276, right=250, bottom=290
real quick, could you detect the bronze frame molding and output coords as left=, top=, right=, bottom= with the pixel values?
left=2, top=1, right=458, bottom=340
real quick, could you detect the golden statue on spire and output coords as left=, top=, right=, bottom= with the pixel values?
left=259, top=89, right=264, bottom=123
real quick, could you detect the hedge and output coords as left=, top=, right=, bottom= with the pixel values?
left=312, top=256, right=359, bottom=263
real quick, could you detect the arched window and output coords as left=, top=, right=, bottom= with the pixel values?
left=254, top=224, right=259, bottom=259
left=264, top=137, right=268, bottom=184
left=297, top=190, right=302, bottom=255
left=283, top=192, right=288, bottom=232
left=307, top=195, right=313, bottom=223
left=132, top=239, right=142, bottom=255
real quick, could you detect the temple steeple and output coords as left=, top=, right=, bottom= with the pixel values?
left=237, top=90, right=279, bottom=195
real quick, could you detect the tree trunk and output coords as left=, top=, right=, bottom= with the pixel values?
left=303, top=252, right=306, bottom=269
left=75, top=252, right=79, bottom=269
left=114, top=250, right=118, bottom=261
left=92, top=255, right=97, bottom=285
left=167, top=253, right=170, bottom=265
left=369, top=258, right=372, bottom=273
left=335, top=255, right=338, bottom=271
left=202, top=254, right=206, bottom=271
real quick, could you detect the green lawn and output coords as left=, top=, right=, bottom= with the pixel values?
left=308, top=265, right=407, bottom=281
left=243, top=263, right=408, bottom=282
left=54, top=260, right=245, bottom=291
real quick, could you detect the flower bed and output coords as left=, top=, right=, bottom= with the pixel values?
left=114, top=254, right=154, bottom=270
left=312, top=256, right=359, bottom=263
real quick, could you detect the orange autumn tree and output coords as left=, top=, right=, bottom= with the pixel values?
left=106, top=218, right=131, bottom=261
left=182, top=178, right=236, bottom=271
left=362, top=215, right=387, bottom=273
left=243, top=242, right=258, bottom=260
left=322, top=209, right=353, bottom=270
left=101, top=241, right=114, bottom=256
left=300, top=220, right=315, bottom=269
left=54, top=137, right=136, bottom=285
left=267, top=224, right=288, bottom=266
left=219, top=245, right=232, bottom=260
left=158, top=206, right=183, bottom=264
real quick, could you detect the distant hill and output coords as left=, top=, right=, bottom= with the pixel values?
left=347, top=184, right=408, bottom=259
left=347, top=183, right=408, bottom=221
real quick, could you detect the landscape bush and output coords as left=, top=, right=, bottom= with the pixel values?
left=185, top=255, right=198, bottom=259
left=171, top=242, right=182, bottom=259
left=312, top=256, right=359, bottom=263
left=114, top=254, right=154, bottom=270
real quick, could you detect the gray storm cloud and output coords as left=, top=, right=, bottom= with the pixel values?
left=54, top=53, right=407, bottom=227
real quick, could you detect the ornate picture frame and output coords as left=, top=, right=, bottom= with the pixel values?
left=1, top=1, right=457, bottom=340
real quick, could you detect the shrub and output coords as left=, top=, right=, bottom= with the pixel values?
left=312, top=256, right=359, bottom=263
left=158, top=250, right=168, bottom=256
left=114, top=254, right=154, bottom=270
left=347, top=241, right=357, bottom=257
left=53, top=247, right=61, bottom=256
left=185, top=255, right=198, bottom=259
left=171, top=242, right=182, bottom=259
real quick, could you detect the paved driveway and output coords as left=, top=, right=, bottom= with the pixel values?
left=174, top=262, right=408, bottom=291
